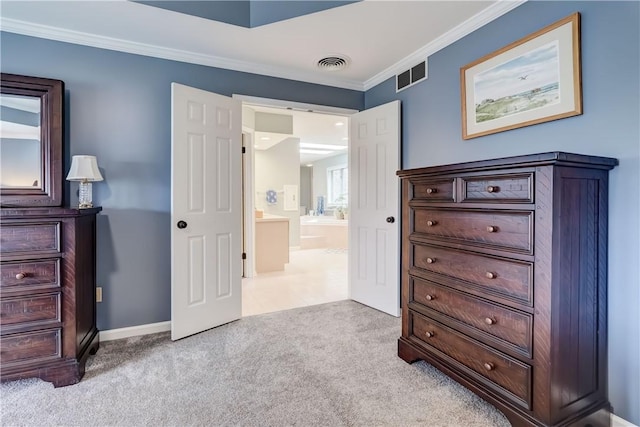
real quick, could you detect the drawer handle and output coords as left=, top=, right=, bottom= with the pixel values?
left=15, top=272, right=27, bottom=280
left=483, top=362, right=495, bottom=371
left=485, top=272, right=497, bottom=279
left=426, top=188, right=437, bottom=194
left=484, top=317, right=496, bottom=325
left=426, top=220, right=437, bottom=227
left=425, top=331, right=435, bottom=338
left=425, top=294, right=435, bottom=301
left=486, top=225, right=498, bottom=233
left=426, top=257, right=436, bottom=264
left=486, top=185, right=500, bottom=193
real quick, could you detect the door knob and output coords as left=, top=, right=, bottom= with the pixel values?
left=177, top=220, right=188, bottom=229
left=386, top=216, right=395, bottom=223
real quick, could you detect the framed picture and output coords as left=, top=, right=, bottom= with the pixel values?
left=461, top=12, right=581, bottom=139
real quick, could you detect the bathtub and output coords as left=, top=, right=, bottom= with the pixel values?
left=300, top=215, right=348, bottom=249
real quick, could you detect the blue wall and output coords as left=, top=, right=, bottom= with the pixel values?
left=1, top=1, right=638, bottom=423
left=0, top=31, right=363, bottom=332
left=366, top=1, right=639, bottom=423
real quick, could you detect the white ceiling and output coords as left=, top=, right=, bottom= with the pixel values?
left=0, top=0, right=525, bottom=91
left=0, top=0, right=525, bottom=163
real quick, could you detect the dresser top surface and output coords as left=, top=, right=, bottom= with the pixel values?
left=397, top=151, right=619, bottom=178
left=0, top=206, right=102, bottom=219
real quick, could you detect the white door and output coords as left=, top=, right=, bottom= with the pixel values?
left=349, top=100, right=401, bottom=316
left=171, top=83, right=242, bottom=340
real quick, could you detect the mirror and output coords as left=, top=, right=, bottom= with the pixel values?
left=1, top=73, right=63, bottom=207
left=1, top=94, right=41, bottom=188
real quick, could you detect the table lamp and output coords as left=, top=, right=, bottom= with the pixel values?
left=66, top=155, right=103, bottom=208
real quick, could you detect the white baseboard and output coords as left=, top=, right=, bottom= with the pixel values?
left=612, top=414, right=638, bottom=427
left=99, top=321, right=171, bottom=342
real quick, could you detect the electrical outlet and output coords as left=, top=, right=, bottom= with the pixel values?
left=96, top=287, right=103, bottom=303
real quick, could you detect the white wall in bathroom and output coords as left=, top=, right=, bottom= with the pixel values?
left=255, top=137, right=301, bottom=246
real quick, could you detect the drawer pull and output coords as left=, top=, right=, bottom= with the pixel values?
left=425, top=331, right=435, bottom=338
left=426, top=220, right=437, bottom=227
left=483, top=362, right=495, bottom=371
left=486, top=185, right=500, bottom=193
left=426, top=257, right=436, bottom=264
left=15, top=272, right=27, bottom=280
left=484, top=317, right=496, bottom=325
left=426, top=188, right=437, bottom=194
left=425, top=294, right=435, bottom=301
left=486, top=225, right=498, bottom=233
left=485, top=271, right=497, bottom=279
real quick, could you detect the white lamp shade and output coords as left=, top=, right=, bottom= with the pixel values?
left=66, top=155, right=104, bottom=182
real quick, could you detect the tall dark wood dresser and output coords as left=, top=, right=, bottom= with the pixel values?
left=397, top=152, right=618, bottom=427
left=1, top=73, right=101, bottom=387
left=1, top=207, right=101, bottom=386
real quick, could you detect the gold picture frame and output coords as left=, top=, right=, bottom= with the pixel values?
left=461, top=12, right=581, bottom=140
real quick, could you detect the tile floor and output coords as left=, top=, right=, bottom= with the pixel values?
left=242, top=248, right=348, bottom=317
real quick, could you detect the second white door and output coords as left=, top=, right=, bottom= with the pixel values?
left=349, top=100, right=401, bottom=317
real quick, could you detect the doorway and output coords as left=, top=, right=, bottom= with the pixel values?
left=237, top=97, right=355, bottom=316
left=172, top=87, right=401, bottom=339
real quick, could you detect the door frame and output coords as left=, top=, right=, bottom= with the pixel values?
left=232, top=94, right=358, bottom=280
left=241, top=130, right=256, bottom=277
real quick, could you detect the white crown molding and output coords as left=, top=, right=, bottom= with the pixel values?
left=0, top=17, right=365, bottom=91
left=1, top=0, right=527, bottom=93
left=363, top=0, right=528, bottom=91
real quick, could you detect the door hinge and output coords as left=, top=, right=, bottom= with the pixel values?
left=242, top=147, right=246, bottom=154
left=242, top=252, right=247, bottom=260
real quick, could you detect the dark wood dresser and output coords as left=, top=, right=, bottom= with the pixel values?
left=397, top=152, right=618, bottom=427
left=0, top=207, right=101, bottom=387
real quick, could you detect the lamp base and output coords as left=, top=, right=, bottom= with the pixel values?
left=78, top=181, right=93, bottom=209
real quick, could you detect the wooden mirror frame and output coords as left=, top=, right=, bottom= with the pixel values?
left=1, top=73, right=63, bottom=207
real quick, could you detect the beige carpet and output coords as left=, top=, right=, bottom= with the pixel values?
left=0, top=300, right=510, bottom=426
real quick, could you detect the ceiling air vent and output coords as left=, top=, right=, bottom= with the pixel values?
left=396, top=59, right=428, bottom=92
left=317, top=55, right=350, bottom=72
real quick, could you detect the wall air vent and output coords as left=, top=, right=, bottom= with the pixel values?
left=317, top=55, right=351, bottom=72
left=396, top=59, right=428, bottom=92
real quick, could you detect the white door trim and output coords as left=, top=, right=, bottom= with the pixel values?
left=242, top=129, right=256, bottom=278
left=232, top=94, right=358, bottom=116
left=234, top=94, right=357, bottom=284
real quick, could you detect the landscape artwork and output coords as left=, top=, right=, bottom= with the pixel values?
left=461, top=12, right=581, bottom=139
left=473, top=41, right=560, bottom=124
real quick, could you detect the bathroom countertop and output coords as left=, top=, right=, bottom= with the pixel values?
left=256, top=213, right=289, bottom=222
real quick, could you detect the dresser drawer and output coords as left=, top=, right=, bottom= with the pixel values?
left=461, top=173, right=533, bottom=203
left=411, top=277, right=532, bottom=355
left=414, top=209, right=533, bottom=253
left=413, top=244, right=532, bottom=304
left=0, top=259, right=60, bottom=289
left=0, top=222, right=60, bottom=254
left=410, top=311, right=531, bottom=408
left=1, top=293, right=60, bottom=327
left=411, top=179, right=455, bottom=202
left=0, top=328, right=61, bottom=365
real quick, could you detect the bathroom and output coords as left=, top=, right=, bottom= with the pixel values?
left=299, top=153, right=348, bottom=250
left=252, top=110, right=349, bottom=257
left=244, top=104, right=350, bottom=316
